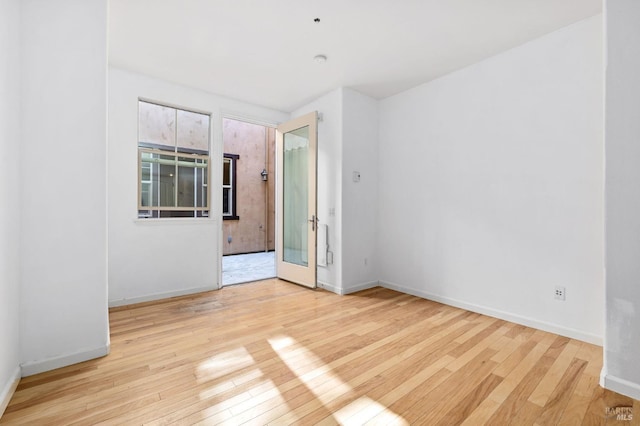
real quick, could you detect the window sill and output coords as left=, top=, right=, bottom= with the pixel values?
left=223, top=216, right=240, bottom=221
left=134, top=217, right=217, bottom=225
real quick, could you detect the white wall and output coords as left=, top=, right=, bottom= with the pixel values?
left=378, top=15, right=604, bottom=344
left=293, top=88, right=379, bottom=294
left=603, top=0, right=640, bottom=400
left=19, top=0, right=110, bottom=376
left=0, top=0, right=22, bottom=412
left=341, top=88, right=379, bottom=292
left=293, top=89, right=344, bottom=293
left=108, top=68, right=289, bottom=305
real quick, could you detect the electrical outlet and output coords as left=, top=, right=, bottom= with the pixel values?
left=554, top=286, right=566, bottom=301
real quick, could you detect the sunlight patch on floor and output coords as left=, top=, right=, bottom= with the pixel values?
left=268, top=335, right=407, bottom=425
left=195, top=346, right=256, bottom=383
left=339, top=396, right=409, bottom=425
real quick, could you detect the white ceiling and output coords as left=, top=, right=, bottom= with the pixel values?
left=108, top=0, right=601, bottom=112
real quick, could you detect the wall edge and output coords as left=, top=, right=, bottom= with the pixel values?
left=0, top=366, right=21, bottom=419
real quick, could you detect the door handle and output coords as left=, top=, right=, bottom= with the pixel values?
left=309, top=215, right=318, bottom=231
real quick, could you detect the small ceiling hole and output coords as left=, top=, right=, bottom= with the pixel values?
left=314, top=18, right=320, bottom=23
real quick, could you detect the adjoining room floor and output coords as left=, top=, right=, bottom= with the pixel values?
left=222, top=251, right=276, bottom=285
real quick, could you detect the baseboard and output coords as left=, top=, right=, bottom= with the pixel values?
left=602, top=374, right=640, bottom=400
left=0, top=366, right=20, bottom=419
left=20, top=344, right=110, bottom=377
left=317, top=281, right=342, bottom=294
left=109, top=285, right=217, bottom=308
left=317, top=280, right=379, bottom=295
left=342, top=281, right=379, bottom=295
left=379, top=280, right=602, bottom=345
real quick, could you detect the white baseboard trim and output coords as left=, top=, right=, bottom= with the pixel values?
left=0, top=366, right=20, bottom=419
left=342, top=281, right=380, bottom=295
left=20, top=344, right=110, bottom=377
left=317, top=281, right=342, bottom=294
left=317, top=281, right=379, bottom=295
left=379, top=280, right=603, bottom=345
left=602, top=374, right=640, bottom=400
left=109, top=285, right=217, bottom=308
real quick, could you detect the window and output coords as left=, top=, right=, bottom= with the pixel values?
left=223, top=153, right=239, bottom=220
left=138, top=100, right=210, bottom=218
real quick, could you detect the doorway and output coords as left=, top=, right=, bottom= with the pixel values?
left=221, top=118, right=276, bottom=286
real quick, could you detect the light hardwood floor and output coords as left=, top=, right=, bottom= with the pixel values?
left=2, top=279, right=638, bottom=425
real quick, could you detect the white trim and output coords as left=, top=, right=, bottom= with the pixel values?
left=342, top=281, right=379, bottom=295
left=216, top=113, right=224, bottom=292
left=134, top=217, right=216, bottom=225
left=600, top=367, right=607, bottom=388
left=0, top=367, right=20, bottom=418
left=108, top=285, right=217, bottom=307
left=317, top=280, right=342, bottom=295
left=20, top=345, right=110, bottom=377
left=379, top=280, right=603, bottom=345
left=317, top=281, right=379, bottom=295
left=602, top=374, right=640, bottom=400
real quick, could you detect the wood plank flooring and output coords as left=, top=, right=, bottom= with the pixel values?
left=2, top=279, right=638, bottom=425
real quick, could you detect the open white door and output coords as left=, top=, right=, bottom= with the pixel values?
left=276, top=111, right=317, bottom=288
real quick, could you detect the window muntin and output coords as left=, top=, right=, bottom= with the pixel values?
left=138, top=100, right=210, bottom=218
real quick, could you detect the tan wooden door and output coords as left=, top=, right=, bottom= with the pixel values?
left=275, top=111, right=317, bottom=288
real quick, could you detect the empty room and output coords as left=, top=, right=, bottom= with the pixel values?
left=1, top=0, right=640, bottom=424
